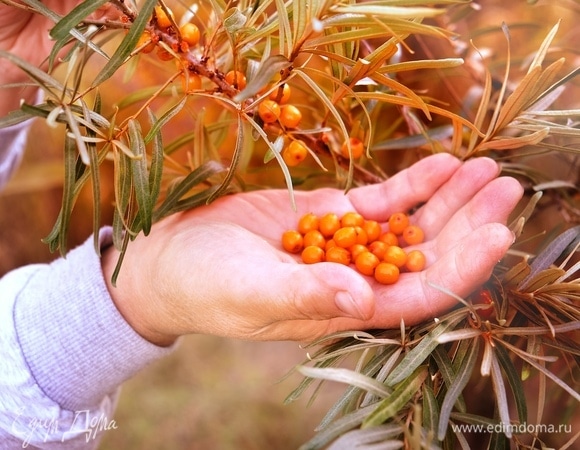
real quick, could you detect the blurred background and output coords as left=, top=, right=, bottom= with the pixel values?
left=1, top=0, right=578, bottom=448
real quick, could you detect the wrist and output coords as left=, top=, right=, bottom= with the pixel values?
left=101, top=244, right=178, bottom=347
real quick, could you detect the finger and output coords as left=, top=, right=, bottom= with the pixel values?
left=263, top=261, right=376, bottom=322
left=368, top=222, right=515, bottom=328
left=411, top=157, right=500, bottom=235
left=347, top=153, right=462, bottom=221
left=429, top=176, right=524, bottom=249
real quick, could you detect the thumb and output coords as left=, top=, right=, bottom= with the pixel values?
left=273, top=262, right=375, bottom=321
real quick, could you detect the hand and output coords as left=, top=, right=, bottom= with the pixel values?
left=0, top=1, right=119, bottom=115
left=102, top=154, right=523, bottom=345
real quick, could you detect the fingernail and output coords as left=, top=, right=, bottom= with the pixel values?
left=335, top=291, right=364, bottom=319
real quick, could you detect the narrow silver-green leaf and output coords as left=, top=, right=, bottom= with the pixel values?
left=362, top=365, right=428, bottom=428
left=92, top=0, right=158, bottom=86
left=494, top=343, right=527, bottom=425
left=128, top=119, right=152, bottom=235
left=385, top=317, right=461, bottom=386
left=297, top=366, right=391, bottom=399
left=422, top=384, right=439, bottom=434
left=144, top=97, right=188, bottom=144
left=437, top=339, right=480, bottom=440
left=146, top=109, right=164, bottom=207
left=49, top=0, right=111, bottom=41
left=490, top=352, right=512, bottom=438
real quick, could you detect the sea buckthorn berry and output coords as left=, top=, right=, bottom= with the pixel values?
left=353, top=226, right=369, bottom=245
left=282, top=140, right=308, bottom=167
left=405, top=249, right=426, bottom=272
left=298, top=212, right=319, bottom=234
left=155, top=5, right=174, bottom=29
left=402, top=225, right=425, bottom=246
left=388, top=212, right=410, bottom=235
left=225, top=70, right=247, bottom=90
left=384, top=246, right=408, bottom=268
left=303, top=230, right=326, bottom=249
left=258, top=99, right=281, bottom=123
left=341, top=212, right=365, bottom=228
left=326, top=246, right=351, bottom=266
left=156, top=47, right=174, bottom=61
left=340, top=137, right=364, bottom=159
left=374, top=262, right=400, bottom=285
left=325, top=239, right=337, bottom=251
left=368, top=241, right=388, bottom=259
left=181, top=73, right=202, bottom=93
left=355, top=251, right=380, bottom=276
left=349, top=244, right=368, bottom=261
left=281, top=230, right=303, bottom=254
left=379, top=232, right=398, bottom=247
left=180, top=23, right=201, bottom=46
left=136, top=31, right=156, bottom=53
left=333, top=227, right=357, bottom=248
left=268, top=83, right=292, bottom=104
left=363, top=220, right=381, bottom=243
left=279, top=104, right=302, bottom=129
left=319, top=213, right=341, bottom=238
left=302, top=245, right=325, bottom=264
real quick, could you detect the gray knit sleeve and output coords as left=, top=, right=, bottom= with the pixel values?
left=0, top=228, right=176, bottom=449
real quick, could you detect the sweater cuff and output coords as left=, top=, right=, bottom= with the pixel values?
left=14, top=228, right=176, bottom=411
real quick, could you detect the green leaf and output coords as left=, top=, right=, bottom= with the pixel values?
left=422, top=384, right=439, bottom=434
left=490, top=352, right=512, bottom=438
left=146, top=109, right=164, bottom=207
left=128, top=119, right=152, bottom=235
left=49, top=0, right=111, bottom=41
left=154, top=161, right=226, bottom=220
left=92, top=0, right=158, bottom=86
left=494, top=343, right=527, bottom=425
left=437, top=338, right=480, bottom=440
left=362, top=365, right=428, bottom=428
left=385, top=318, right=461, bottom=386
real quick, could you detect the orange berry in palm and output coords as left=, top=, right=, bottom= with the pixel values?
left=368, top=240, right=388, bottom=259
left=388, top=212, right=410, bottom=235
left=325, top=246, right=351, bottom=266
left=302, top=245, right=325, bottom=264
left=268, top=83, right=292, bottom=104
left=402, top=225, right=425, bottom=246
left=349, top=244, right=368, bottom=261
left=374, top=262, right=400, bottom=285
left=225, top=70, right=247, bottom=90
left=281, top=230, right=303, bottom=254
left=405, top=250, right=426, bottom=272
left=384, top=245, right=408, bottom=268
left=180, top=23, right=201, bottom=46
left=279, top=104, right=302, bottom=129
left=341, top=212, right=365, bottom=228
left=353, top=226, right=369, bottom=245
left=282, top=140, right=308, bottom=167
left=340, top=137, right=364, bottom=159
left=355, top=251, right=380, bottom=276
left=303, top=230, right=326, bottom=249
left=333, top=227, right=357, bottom=248
left=258, top=99, right=281, bottom=123
left=379, top=231, right=398, bottom=247
left=319, top=213, right=341, bottom=238
left=362, top=220, right=381, bottom=243
left=297, top=212, right=319, bottom=234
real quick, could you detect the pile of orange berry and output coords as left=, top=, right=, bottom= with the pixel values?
left=281, top=211, right=426, bottom=285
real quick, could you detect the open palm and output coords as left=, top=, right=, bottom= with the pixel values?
left=108, top=154, right=523, bottom=344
